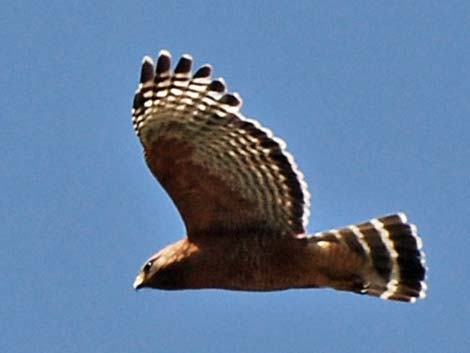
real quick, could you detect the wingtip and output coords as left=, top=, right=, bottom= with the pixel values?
left=396, top=212, right=408, bottom=223
left=174, top=54, right=193, bottom=74
left=158, top=49, right=171, bottom=59
left=208, top=78, right=227, bottom=93
left=219, top=92, right=242, bottom=108
left=142, top=55, right=154, bottom=65
left=156, top=50, right=172, bottom=75
left=181, top=53, right=193, bottom=61
left=140, top=56, right=155, bottom=83
left=194, top=64, right=212, bottom=78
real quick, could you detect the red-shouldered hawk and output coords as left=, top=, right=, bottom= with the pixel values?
left=131, top=50, right=427, bottom=302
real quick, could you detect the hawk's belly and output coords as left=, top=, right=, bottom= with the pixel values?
left=191, top=235, right=322, bottom=291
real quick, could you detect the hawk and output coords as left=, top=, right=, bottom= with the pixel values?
left=131, top=50, right=427, bottom=302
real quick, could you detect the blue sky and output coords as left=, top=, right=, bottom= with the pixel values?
left=2, top=1, right=469, bottom=352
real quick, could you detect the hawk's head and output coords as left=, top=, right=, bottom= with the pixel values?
left=133, top=239, right=198, bottom=290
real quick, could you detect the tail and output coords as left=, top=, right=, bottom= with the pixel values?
left=312, top=213, right=427, bottom=302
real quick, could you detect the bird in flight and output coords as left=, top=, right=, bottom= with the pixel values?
left=131, top=50, right=427, bottom=302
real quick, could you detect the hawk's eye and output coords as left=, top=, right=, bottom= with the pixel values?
left=143, top=261, right=152, bottom=272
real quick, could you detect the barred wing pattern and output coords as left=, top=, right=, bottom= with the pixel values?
left=132, top=51, right=310, bottom=238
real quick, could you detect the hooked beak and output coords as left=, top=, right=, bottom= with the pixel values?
left=133, top=272, right=145, bottom=290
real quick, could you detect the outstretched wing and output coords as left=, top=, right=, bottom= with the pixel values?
left=132, top=50, right=310, bottom=239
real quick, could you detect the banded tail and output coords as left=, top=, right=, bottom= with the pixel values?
left=313, top=213, right=427, bottom=302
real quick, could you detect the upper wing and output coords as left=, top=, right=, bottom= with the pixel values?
left=131, top=50, right=310, bottom=239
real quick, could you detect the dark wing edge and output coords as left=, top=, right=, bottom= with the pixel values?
left=131, top=50, right=311, bottom=236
